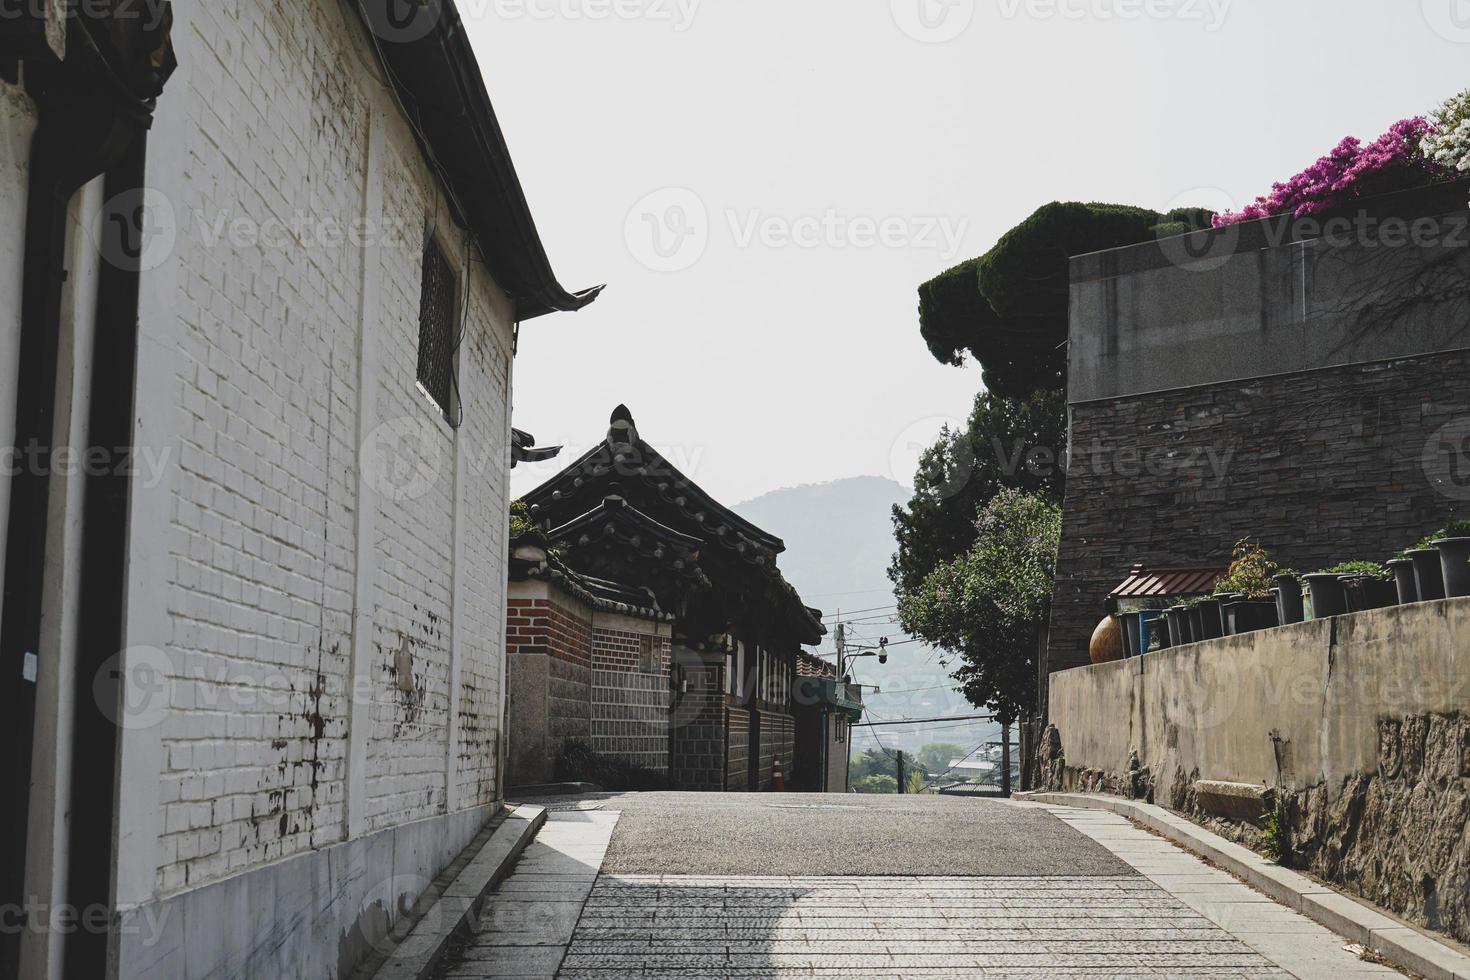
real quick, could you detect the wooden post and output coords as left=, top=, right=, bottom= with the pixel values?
left=896, top=750, right=905, bottom=794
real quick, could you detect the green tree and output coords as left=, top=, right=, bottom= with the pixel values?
left=898, top=489, right=1062, bottom=726
left=905, top=771, right=928, bottom=795
left=848, top=749, right=896, bottom=783
left=852, top=774, right=898, bottom=795
left=889, top=388, right=1066, bottom=598
left=915, top=743, right=966, bottom=775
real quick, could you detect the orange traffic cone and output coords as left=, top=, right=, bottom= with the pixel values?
left=772, top=755, right=785, bottom=792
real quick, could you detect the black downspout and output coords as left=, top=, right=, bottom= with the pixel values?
left=65, top=136, right=150, bottom=979
left=0, top=84, right=142, bottom=977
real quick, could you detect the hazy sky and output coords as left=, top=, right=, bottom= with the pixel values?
left=472, top=0, right=1470, bottom=506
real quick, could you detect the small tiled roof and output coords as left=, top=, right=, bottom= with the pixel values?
left=796, top=650, right=836, bottom=679
left=1109, top=563, right=1227, bottom=599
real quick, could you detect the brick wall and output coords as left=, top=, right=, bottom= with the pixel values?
left=147, top=1, right=514, bottom=895
left=506, top=591, right=593, bottom=773
left=668, top=656, right=726, bottom=790
left=754, top=710, right=796, bottom=791
left=725, top=706, right=750, bottom=791
left=1050, top=350, right=1470, bottom=673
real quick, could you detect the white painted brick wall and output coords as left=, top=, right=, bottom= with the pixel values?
left=147, top=0, right=514, bottom=896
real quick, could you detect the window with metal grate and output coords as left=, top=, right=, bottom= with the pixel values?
left=416, top=234, right=458, bottom=420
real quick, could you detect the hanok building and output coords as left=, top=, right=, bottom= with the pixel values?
left=511, top=406, right=828, bottom=792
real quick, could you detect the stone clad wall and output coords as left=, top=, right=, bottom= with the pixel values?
left=590, top=615, right=672, bottom=772
left=1050, top=349, right=1470, bottom=672
left=669, top=655, right=726, bottom=791
left=1043, top=598, right=1470, bottom=943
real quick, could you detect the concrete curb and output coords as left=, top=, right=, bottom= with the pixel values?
left=1020, top=791, right=1470, bottom=980
left=506, top=781, right=602, bottom=798
left=370, top=803, right=548, bottom=980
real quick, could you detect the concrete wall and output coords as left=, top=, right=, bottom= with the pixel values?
left=108, top=2, right=516, bottom=975
left=1045, top=597, right=1470, bottom=941
left=1069, top=179, right=1470, bottom=404
left=1051, top=181, right=1470, bottom=672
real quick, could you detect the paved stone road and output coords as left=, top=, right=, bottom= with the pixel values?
left=440, top=795, right=1400, bottom=979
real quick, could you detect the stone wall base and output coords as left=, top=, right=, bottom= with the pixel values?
left=1042, top=713, right=1470, bottom=945
left=113, top=804, right=497, bottom=980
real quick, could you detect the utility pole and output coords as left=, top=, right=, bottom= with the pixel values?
left=896, top=750, right=905, bottom=794
left=835, top=616, right=845, bottom=678
left=1001, top=721, right=1012, bottom=797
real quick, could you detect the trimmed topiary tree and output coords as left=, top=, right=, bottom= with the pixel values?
left=916, top=202, right=1213, bottom=398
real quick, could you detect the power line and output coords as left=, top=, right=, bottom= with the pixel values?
left=856, top=713, right=994, bottom=727
left=822, top=603, right=897, bottom=621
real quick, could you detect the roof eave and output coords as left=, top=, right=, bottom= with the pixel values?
left=353, top=0, right=601, bottom=322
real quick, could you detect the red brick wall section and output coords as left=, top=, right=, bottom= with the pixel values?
left=507, top=597, right=592, bottom=668
left=506, top=594, right=593, bottom=755
left=591, top=627, right=672, bottom=674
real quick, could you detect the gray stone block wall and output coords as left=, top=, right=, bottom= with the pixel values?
left=1049, top=349, right=1470, bottom=673
left=591, top=669, right=671, bottom=772
left=669, top=658, right=726, bottom=791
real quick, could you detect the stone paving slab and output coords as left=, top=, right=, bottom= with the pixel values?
left=437, top=794, right=1411, bottom=979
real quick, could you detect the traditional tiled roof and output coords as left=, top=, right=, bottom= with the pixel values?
left=509, top=535, right=673, bottom=622
left=796, top=651, right=837, bottom=679
left=523, top=407, right=826, bottom=645
left=524, top=406, right=785, bottom=564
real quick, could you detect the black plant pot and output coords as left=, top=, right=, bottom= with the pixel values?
left=1303, top=574, right=1348, bottom=619
left=1386, top=558, right=1419, bottom=605
left=1157, top=611, right=1175, bottom=650
left=1432, top=538, right=1470, bottom=598
left=1165, top=606, right=1187, bottom=647
left=1119, top=611, right=1141, bottom=658
left=1272, top=574, right=1305, bottom=625
left=1340, top=575, right=1396, bottom=613
left=1196, top=597, right=1223, bottom=640
left=1142, top=613, right=1167, bottom=652
left=1409, top=548, right=1446, bottom=601
left=1187, top=606, right=1204, bottom=645
left=1223, top=599, right=1279, bottom=635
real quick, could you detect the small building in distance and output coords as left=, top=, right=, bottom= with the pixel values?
left=791, top=651, right=863, bottom=793
left=515, top=406, right=828, bottom=791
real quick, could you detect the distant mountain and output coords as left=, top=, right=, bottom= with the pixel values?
left=734, top=476, right=907, bottom=607
left=733, top=477, right=1000, bottom=761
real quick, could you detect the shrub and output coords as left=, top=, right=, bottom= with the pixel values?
left=1315, top=560, right=1388, bottom=580
left=1262, top=795, right=1289, bottom=865
left=1213, top=539, right=1280, bottom=600
left=1422, top=88, right=1470, bottom=174
left=1215, top=117, right=1442, bottom=226
left=918, top=202, right=1214, bottom=397
left=852, top=774, right=898, bottom=794
left=509, top=499, right=538, bottom=539
left=554, top=740, right=675, bottom=792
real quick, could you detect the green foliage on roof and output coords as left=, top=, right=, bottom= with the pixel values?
left=917, top=202, right=1215, bottom=397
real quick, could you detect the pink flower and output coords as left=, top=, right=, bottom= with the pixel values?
left=1214, top=118, right=1443, bottom=227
